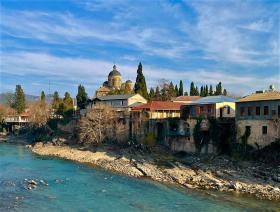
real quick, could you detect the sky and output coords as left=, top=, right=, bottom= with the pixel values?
left=0, top=0, right=279, bottom=97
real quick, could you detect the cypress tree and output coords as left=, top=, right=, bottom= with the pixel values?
left=169, top=82, right=176, bottom=98
left=215, top=82, right=222, bottom=95
left=175, top=84, right=179, bottom=97
left=149, top=87, right=155, bottom=99
left=52, top=91, right=61, bottom=111
left=223, top=89, right=227, bottom=96
left=155, top=86, right=161, bottom=100
left=179, top=80, right=183, bottom=96
left=195, top=86, right=199, bottom=96
left=209, top=85, right=213, bottom=96
left=184, top=91, right=188, bottom=96
left=190, top=82, right=195, bottom=96
left=13, top=85, right=26, bottom=114
left=134, top=62, right=148, bottom=99
left=41, top=91, right=46, bottom=102
left=205, top=85, right=209, bottom=97
left=200, top=86, right=204, bottom=97
left=63, top=92, right=73, bottom=112
left=76, top=84, right=88, bottom=109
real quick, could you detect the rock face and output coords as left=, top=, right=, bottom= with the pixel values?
left=30, top=143, right=280, bottom=201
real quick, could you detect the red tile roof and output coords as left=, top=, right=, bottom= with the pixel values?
left=132, top=101, right=183, bottom=111
left=19, top=112, right=30, bottom=117
left=172, top=96, right=201, bottom=102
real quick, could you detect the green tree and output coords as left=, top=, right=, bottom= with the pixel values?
left=76, top=84, right=88, bottom=109
left=195, top=86, right=199, bottom=96
left=179, top=80, right=184, bottom=96
left=200, top=86, right=203, bottom=97
left=175, top=84, right=179, bottom=97
left=205, top=85, right=209, bottom=97
left=215, top=82, right=222, bottom=95
left=41, top=91, right=46, bottom=102
left=149, top=87, right=155, bottom=99
left=63, top=92, right=73, bottom=112
left=134, top=62, right=148, bottom=99
left=63, top=92, right=73, bottom=109
left=190, top=82, right=195, bottom=96
left=13, top=85, right=26, bottom=114
left=223, top=89, right=227, bottom=96
left=155, top=86, right=161, bottom=100
left=209, top=85, right=214, bottom=96
left=184, top=91, right=188, bottom=96
left=52, top=91, right=61, bottom=111
left=169, top=82, right=177, bottom=98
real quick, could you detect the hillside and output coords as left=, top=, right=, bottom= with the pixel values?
left=0, top=93, right=52, bottom=104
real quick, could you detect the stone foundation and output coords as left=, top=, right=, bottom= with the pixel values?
left=236, top=119, right=279, bottom=148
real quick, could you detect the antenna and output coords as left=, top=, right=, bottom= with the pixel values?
left=48, top=80, right=51, bottom=96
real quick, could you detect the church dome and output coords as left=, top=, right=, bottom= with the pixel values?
left=108, top=65, right=121, bottom=77
left=126, top=80, right=132, bottom=83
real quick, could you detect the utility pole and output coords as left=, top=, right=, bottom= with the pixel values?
left=48, top=80, right=51, bottom=96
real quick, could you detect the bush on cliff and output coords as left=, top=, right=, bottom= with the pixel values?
left=249, top=138, right=280, bottom=165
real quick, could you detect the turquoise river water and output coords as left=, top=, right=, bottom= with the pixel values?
left=0, top=143, right=279, bottom=211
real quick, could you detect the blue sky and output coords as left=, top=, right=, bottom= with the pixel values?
left=0, top=0, right=279, bottom=97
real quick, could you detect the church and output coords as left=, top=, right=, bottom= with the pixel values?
left=95, top=65, right=133, bottom=97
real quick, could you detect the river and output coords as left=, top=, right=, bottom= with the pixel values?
left=0, top=143, right=279, bottom=211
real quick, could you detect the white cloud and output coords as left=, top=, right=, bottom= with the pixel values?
left=241, top=19, right=273, bottom=32
left=179, top=1, right=279, bottom=66
left=1, top=51, right=278, bottom=95
left=1, top=8, right=187, bottom=59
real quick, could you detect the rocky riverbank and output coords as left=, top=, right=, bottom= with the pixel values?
left=29, top=142, right=280, bottom=201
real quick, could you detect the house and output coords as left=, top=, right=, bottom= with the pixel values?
left=4, top=112, right=31, bottom=133
left=236, top=87, right=280, bottom=147
left=181, top=95, right=236, bottom=119
left=131, top=101, right=184, bottom=119
left=171, top=96, right=201, bottom=104
left=175, top=95, right=236, bottom=154
left=130, top=101, right=188, bottom=146
left=92, top=94, right=147, bottom=118
left=4, top=112, right=31, bottom=123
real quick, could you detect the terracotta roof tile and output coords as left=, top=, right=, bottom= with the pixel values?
left=19, top=112, right=30, bottom=117
left=132, top=101, right=183, bottom=111
left=172, top=96, right=201, bottom=102
left=237, top=91, right=280, bottom=102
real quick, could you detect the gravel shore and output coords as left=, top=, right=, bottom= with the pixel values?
left=29, top=142, right=280, bottom=201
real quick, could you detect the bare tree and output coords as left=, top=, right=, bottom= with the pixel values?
left=29, top=100, right=49, bottom=128
left=0, top=104, right=16, bottom=121
left=4, top=92, right=15, bottom=107
left=78, top=104, right=119, bottom=145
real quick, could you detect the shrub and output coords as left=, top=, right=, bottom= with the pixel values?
left=144, top=132, right=156, bottom=146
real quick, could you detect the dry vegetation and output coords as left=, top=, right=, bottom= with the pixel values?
left=29, top=100, right=50, bottom=128
left=77, top=103, right=128, bottom=145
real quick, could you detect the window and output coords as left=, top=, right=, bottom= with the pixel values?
left=227, top=106, right=230, bottom=114
left=248, top=106, right=253, bottom=116
left=256, top=106, right=260, bottom=116
left=262, top=126, right=267, bottom=135
left=278, top=105, right=280, bottom=118
left=245, top=126, right=251, bottom=136
left=208, top=106, right=212, bottom=113
left=272, top=110, right=276, bottom=116
left=264, top=106, right=269, bottom=115
left=240, top=107, right=245, bottom=116
left=200, top=106, right=204, bottom=113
